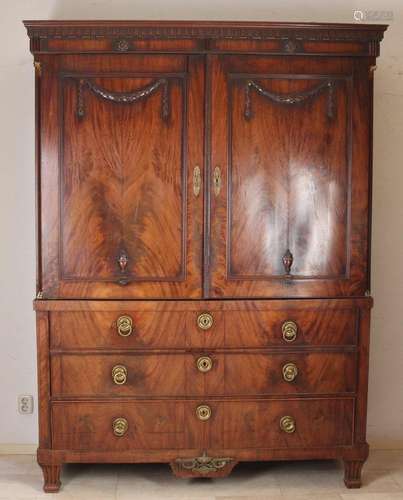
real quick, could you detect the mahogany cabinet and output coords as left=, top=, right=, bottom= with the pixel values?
left=24, top=20, right=386, bottom=492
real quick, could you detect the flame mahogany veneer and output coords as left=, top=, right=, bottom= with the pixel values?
left=25, top=20, right=386, bottom=492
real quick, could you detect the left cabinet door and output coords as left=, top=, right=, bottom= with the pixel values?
left=38, top=55, right=204, bottom=298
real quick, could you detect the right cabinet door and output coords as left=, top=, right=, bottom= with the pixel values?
left=209, top=55, right=371, bottom=298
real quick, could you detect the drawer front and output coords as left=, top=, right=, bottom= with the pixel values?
left=51, top=398, right=354, bottom=451
left=50, top=311, right=187, bottom=349
left=51, top=402, right=192, bottom=450
left=225, top=308, right=357, bottom=347
left=50, top=306, right=357, bottom=350
left=224, top=352, right=357, bottom=396
left=51, top=353, right=225, bottom=397
left=210, top=399, right=354, bottom=449
left=50, top=310, right=224, bottom=350
left=51, top=352, right=354, bottom=398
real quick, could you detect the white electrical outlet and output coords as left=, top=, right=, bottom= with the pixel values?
left=18, top=395, right=34, bottom=414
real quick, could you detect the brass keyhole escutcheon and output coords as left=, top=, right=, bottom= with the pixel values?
left=282, top=362, right=298, bottom=382
left=197, top=312, right=213, bottom=330
left=213, top=166, right=222, bottom=196
left=117, top=315, right=133, bottom=337
left=280, top=415, right=296, bottom=434
left=196, top=404, right=212, bottom=421
left=282, top=320, right=298, bottom=342
left=193, top=165, right=201, bottom=197
left=112, top=365, right=127, bottom=385
left=196, top=356, right=213, bottom=373
left=113, top=417, right=128, bottom=437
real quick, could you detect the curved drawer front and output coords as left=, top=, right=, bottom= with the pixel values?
left=51, top=352, right=355, bottom=398
left=51, top=398, right=354, bottom=451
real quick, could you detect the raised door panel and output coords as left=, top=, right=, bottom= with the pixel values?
left=39, top=55, right=204, bottom=298
left=209, top=56, right=370, bottom=297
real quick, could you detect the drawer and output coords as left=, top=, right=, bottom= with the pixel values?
left=51, top=401, right=191, bottom=451
left=224, top=352, right=357, bottom=395
left=50, top=353, right=225, bottom=398
left=49, top=309, right=224, bottom=350
left=46, top=300, right=362, bottom=351
left=209, top=398, right=354, bottom=449
left=51, top=352, right=355, bottom=398
left=51, top=398, right=354, bottom=451
left=225, top=307, right=358, bottom=347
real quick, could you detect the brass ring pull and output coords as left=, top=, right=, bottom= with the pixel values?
left=197, top=312, right=213, bottom=330
left=112, top=365, right=127, bottom=385
left=280, top=415, right=296, bottom=434
left=196, top=356, right=213, bottom=373
left=113, top=417, right=128, bottom=437
left=196, top=404, right=212, bottom=421
left=282, top=362, right=298, bottom=382
left=282, top=320, right=298, bottom=342
left=117, top=315, right=133, bottom=337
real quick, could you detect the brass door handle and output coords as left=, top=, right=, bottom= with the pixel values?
left=196, top=356, right=213, bottom=373
left=282, top=320, right=298, bottom=342
left=282, top=363, right=298, bottom=382
left=197, top=312, right=213, bottom=330
left=280, top=415, right=296, bottom=434
left=196, top=404, right=212, bottom=421
left=117, top=315, right=133, bottom=337
left=112, top=365, right=127, bottom=385
left=113, top=417, right=128, bottom=437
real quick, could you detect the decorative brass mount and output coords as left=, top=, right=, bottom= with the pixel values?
left=34, top=61, right=41, bottom=76
left=175, top=452, right=232, bottom=474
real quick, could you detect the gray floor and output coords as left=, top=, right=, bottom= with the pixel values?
left=0, top=450, right=402, bottom=499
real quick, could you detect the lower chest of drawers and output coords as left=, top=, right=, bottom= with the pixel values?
left=36, top=298, right=371, bottom=457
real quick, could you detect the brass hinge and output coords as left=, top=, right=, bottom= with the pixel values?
left=34, top=61, right=41, bottom=77
left=369, top=65, right=377, bottom=73
left=36, top=290, right=44, bottom=299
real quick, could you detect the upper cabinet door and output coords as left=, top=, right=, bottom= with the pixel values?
left=209, top=55, right=370, bottom=298
left=40, top=55, right=204, bottom=298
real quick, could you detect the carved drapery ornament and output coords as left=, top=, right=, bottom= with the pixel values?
left=244, top=79, right=336, bottom=120
left=76, top=78, right=170, bottom=121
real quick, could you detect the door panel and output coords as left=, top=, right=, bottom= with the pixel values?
left=209, top=56, right=370, bottom=297
left=40, top=55, right=204, bottom=298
